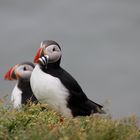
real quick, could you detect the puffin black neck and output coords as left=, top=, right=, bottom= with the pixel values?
left=18, top=78, right=30, bottom=91
left=17, top=78, right=38, bottom=104
left=40, top=58, right=61, bottom=70
left=48, top=59, right=61, bottom=68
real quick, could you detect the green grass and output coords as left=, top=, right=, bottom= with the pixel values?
left=0, top=101, right=140, bottom=140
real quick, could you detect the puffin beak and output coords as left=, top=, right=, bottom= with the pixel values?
left=4, top=64, right=18, bottom=80
left=34, top=48, right=43, bottom=63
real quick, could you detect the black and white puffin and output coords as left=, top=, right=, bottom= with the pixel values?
left=31, top=40, right=105, bottom=117
left=4, top=62, right=38, bottom=108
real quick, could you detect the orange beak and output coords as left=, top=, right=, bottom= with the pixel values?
left=34, top=48, right=43, bottom=63
left=4, top=65, right=16, bottom=80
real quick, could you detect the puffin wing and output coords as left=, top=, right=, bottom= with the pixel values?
left=45, top=67, right=88, bottom=102
left=45, top=67, right=104, bottom=116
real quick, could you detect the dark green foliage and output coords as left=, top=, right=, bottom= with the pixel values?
left=0, top=102, right=139, bottom=140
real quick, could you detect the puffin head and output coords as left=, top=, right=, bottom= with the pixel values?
left=4, top=62, right=34, bottom=81
left=34, top=40, right=62, bottom=67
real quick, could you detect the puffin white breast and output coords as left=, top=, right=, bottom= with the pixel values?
left=11, top=84, right=22, bottom=109
left=30, top=65, right=72, bottom=117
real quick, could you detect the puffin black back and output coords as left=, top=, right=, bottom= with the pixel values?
left=42, top=65, right=104, bottom=117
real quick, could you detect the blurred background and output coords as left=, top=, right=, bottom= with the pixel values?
left=0, top=0, right=140, bottom=118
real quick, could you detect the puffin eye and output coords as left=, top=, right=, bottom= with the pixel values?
left=23, top=66, right=26, bottom=71
left=53, top=48, right=55, bottom=51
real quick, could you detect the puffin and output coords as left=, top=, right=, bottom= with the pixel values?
left=31, top=40, right=105, bottom=117
left=4, top=62, right=38, bottom=108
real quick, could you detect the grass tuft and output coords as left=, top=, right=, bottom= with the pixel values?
left=0, top=102, right=139, bottom=140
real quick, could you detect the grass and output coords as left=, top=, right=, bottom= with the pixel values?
left=0, top=99, right=140, bottom=140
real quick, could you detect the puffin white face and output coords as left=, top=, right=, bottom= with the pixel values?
left=4, top=62, right=34, bottom=81
left=34, top=40, right=62, bottom=65
left=44, top=44, right=62, bottom=63
left=15, top=64, right=34, bottom=80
